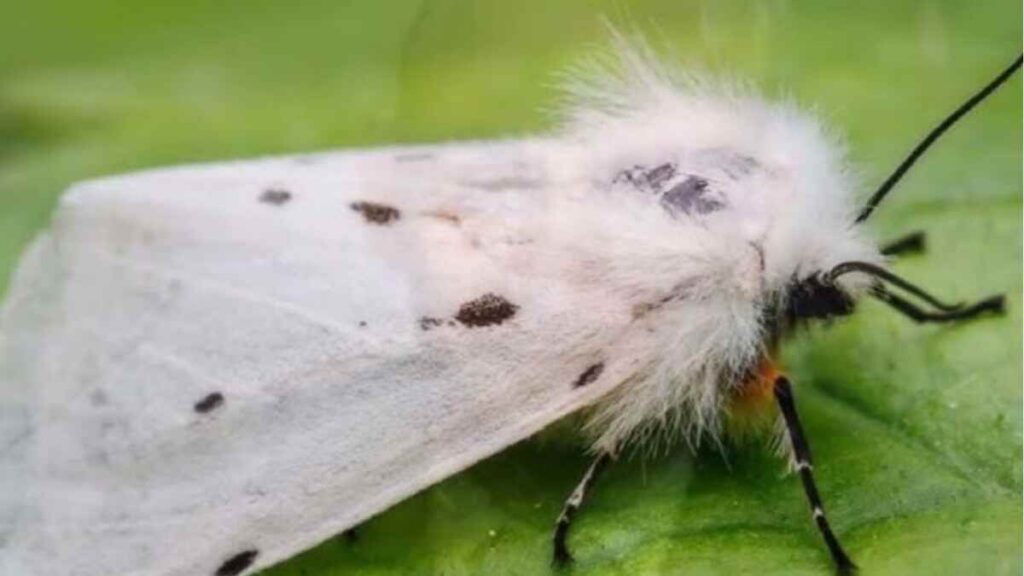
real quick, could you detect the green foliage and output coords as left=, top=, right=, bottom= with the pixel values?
left=2, top=1, right=1019, bottom=574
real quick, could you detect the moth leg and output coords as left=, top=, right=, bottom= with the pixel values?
left=880, top=230, right=926, bottom=257
left=552, top=451, right=614, bottom=567
left=773, top=376, right=857, bottom=575
left=871, top=285, right=1004, bottom=323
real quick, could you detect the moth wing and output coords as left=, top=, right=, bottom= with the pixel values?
left=0, top=142, right=634, bottom=575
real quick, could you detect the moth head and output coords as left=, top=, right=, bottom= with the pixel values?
left=784, top=273, right=855, bottom=323
left=783, top=55, right=1023, bottom=327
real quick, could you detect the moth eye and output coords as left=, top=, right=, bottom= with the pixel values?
left=786, top=277, right=855, bottom=321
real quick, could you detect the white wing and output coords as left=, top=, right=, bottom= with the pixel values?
left=0, top=140, right=652, bottom=576
left=0, top=49, right=878, bottom=575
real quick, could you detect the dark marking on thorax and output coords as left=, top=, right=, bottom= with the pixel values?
left=455, top=294, right=519, bottom=327
left=661, top=176, right=724, bottom=215
left=351, top=201, right=401, bottom=224
left=573, top=363, right=605, bottom=388
left=613, top=159, right=736, bottom=217
left=259, top=189, right=292, bottom=205
left=194, top=392, right=225, bottom=414
left=614, top=163, right=677, bottom=192
left=215, top=549, right=259, bottom=576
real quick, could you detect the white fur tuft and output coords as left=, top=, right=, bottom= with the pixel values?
left=557, top=38, right=881, bottom=453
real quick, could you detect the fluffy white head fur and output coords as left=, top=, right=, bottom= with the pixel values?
left=553, top=40, right=882, bottom=453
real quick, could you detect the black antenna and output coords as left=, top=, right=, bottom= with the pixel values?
left=829, top=260, right=963, bottom=310
left=856, top=54, right=1023, bottom=223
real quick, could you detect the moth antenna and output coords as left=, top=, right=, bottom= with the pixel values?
left=856, top=54, right=1022, bottom=223
left=828, top=261, right=964, bottom=311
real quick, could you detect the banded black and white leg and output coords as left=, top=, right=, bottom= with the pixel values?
left=552, top=451, right=614, bottom=566
left=773, top=376, right=856, bottom=575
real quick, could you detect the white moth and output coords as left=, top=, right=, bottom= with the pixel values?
left=0, top=42, right=1017, bottom=576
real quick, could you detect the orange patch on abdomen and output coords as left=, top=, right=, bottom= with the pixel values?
left=726, top=358, right=781, bottom=436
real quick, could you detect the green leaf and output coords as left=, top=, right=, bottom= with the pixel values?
left=2, top=1, right=1019, bottom=574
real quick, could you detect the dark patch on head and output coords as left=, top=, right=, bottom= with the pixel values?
left=215, top=549, right=258, bottom=576
left=259, top=189, right=292, bottom=205
left=761, top=275, right=855, bottom=352
left=661, top=176, right=724, bottom=215
left=351, top=201, right=401, bottom=225
left=194, top=392, right=225, bottom=414
left=419, top=317, right=445, bottom=331
left=762, top=276, right=855, bottom=348
left=455, top=293, right=518, bottom=327
left=573, top=363, right=604, bottom=388
left=394, top=152, right=434, bottom=163
left=785, top=277, right=855, bottom=322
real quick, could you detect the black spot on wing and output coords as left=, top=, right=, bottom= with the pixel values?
left=194, top=392, right=225, bottom=414
left=215, top=550, right=258, bottom=576
left=351, top=201, right=401, bottom=224
left=455, top=294, right=518, bottom=327
left=259, top=189, right=292, bottom=205
left=661, top=176, right=725, bottom=215
left=573, top=363, right=604, bottom=388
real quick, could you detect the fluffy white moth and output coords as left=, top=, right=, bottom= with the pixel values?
left=0, top=41, right=1017, bottom=576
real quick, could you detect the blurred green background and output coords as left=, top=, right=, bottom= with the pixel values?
left=2, top=1, right=1020, bottom=575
